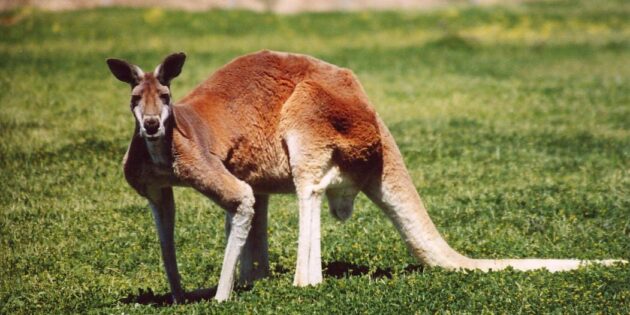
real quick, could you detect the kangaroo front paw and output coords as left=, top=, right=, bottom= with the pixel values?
left=171, top=291, right=185, bottom=304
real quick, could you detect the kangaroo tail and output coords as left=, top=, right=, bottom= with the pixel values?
left=362, top=116, right=626, bottom=272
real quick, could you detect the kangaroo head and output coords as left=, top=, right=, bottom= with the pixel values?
left=106, top=52, right=186, bottom=141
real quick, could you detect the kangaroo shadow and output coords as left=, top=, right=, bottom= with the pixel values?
left=323, top=261, right=424, bottom=279
left=120, top=261, right=424, bottom=306
left=120, top=286, right=221, bottom=307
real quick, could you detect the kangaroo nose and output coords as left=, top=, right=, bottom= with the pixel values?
left=143, top=118, right=160, bottom=135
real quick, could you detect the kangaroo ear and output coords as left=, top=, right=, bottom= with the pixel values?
left=106, top=58, right=143, bottom=86
left=156, top=52, right=186, bottom=86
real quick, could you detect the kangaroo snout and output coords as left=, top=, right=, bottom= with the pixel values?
left=143, top=117, right=160, bottom=135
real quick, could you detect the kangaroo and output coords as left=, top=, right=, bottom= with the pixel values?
left=106, top=50, right=625, bottom=303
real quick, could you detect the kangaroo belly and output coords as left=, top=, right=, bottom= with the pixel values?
left=223, top=135, right=295, bottom=194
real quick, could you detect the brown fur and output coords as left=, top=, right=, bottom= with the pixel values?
left=166, top=50, right=382, bottom=195
left=118, top=51, right=388, bottom=300
left=111, top=50, right=625, bottom=303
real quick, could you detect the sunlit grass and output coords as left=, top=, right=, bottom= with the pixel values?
left=1, top=0, right=629, bottom=313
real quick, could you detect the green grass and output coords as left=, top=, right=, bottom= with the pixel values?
left=1, top=0, right=629, bottom=313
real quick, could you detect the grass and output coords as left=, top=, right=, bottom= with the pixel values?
left=1, top=0, right=629, bottom=313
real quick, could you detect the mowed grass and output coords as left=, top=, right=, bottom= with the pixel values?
left=1, top=0, right=629, bottom=313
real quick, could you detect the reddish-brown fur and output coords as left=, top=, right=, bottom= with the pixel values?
left=168, top=50, right=382, bottom=195
left=110, top=50, right=625, bottom=303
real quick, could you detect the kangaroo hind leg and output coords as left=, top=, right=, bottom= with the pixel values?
left=293, top=165, right=347, bottom=287
left=286, top=132, right=346, bottom=287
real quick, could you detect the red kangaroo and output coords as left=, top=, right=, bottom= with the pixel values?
left=106, top=50, right=626, bottom=302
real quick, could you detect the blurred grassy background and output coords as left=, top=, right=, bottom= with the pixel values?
left=1, top=0, right=629, bottom=313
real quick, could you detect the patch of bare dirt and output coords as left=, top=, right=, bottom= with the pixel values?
left=1, top=0, right=524, bottom=13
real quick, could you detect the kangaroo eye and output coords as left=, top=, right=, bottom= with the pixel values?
left=160, top=94, right=170, bottom=104
left=130, top=95, right=141, bottom=107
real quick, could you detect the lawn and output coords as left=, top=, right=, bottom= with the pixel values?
left=1, top=0, right=629, bottom=313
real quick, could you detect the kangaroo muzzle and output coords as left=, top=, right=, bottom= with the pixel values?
left=134, top=105, right=170, bottom=140
left=143, top=116, right=160, bottom=135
